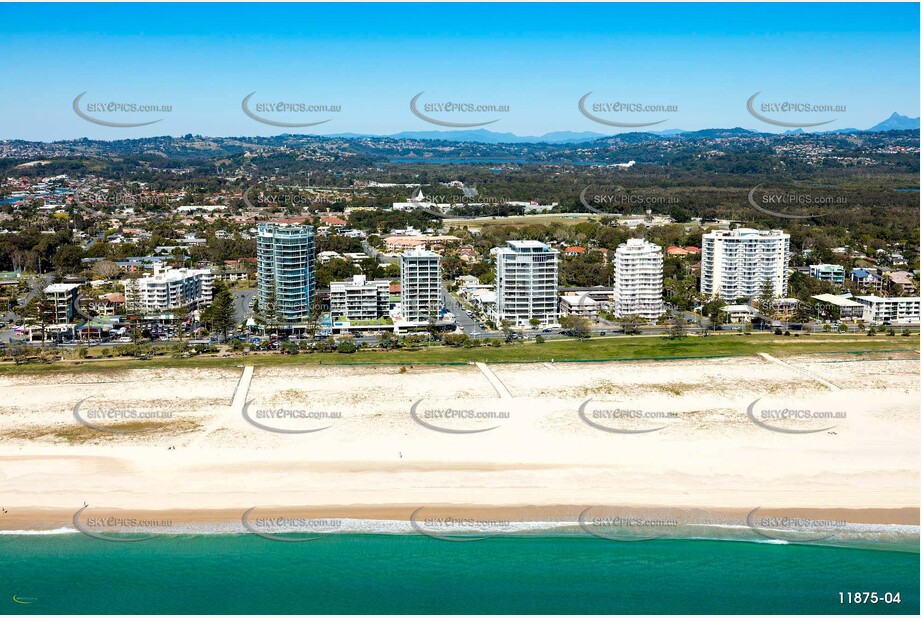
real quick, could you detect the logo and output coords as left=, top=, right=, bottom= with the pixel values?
left=409, top=92, right=506, bottom=128
left=72, top=398, right=169, bottom=435
left=241, top=400, right=340, bottom=434
left=241, top=92, right=337, bottom=127
left=241, top=507, right=340, bottom=542
left=72, top=92, right=167, bottom=128
left=409, top=507, right=507, bottom=542
left=578, top=399, right=672, bottom=434
left=409, top=399, right=507, bottom=434
left=746, top=92, right=842, bottom=128
left=747, top=184, right=834, bottom=220
left=72, top=506, right=167, bottom=542
left=578, top=92, right=672, bottom=128
left=746, top=507, right=845, bottom=543
left=745, top=398, right=843, bottom=434
left=578, top=506, right=678, bottom=541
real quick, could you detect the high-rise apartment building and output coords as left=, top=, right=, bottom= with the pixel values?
left=495, top=240, right=559, bottom=327
left=330, top=275, right=391, bottom=321
left=614, top=239, right=663, bottom=319
left=701, top=228, right=790, bottom=299
left=400, top=249, right=442, bottom=323
left=256, top=222, right=316, bottom=323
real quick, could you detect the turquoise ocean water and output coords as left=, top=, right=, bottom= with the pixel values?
left=2, top=534, right=918, bottom=614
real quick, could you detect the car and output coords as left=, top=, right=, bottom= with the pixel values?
left=599, top=331, right=607, bottom=336
left=117, top=336, right=132, bottom=343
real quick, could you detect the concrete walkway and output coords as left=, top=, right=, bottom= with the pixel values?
left=758, top=353, right=841, bottom=392
left=189, top=365, right=254, bottom=447
left=231, top=365, right=255, bottom=412
left=474, top=362, right=513, bottom=399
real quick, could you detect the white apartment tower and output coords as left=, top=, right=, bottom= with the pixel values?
left=495, top=240, right=559, bottom=327
left=701, top=228, right=790, bottom=300
left=400, top=249, right=442, bottom=323
left=614, top=239, right=663, bottom=319
left=330, top=275, right=391, bottom=322
left=123, top=263, right=214, bottom=313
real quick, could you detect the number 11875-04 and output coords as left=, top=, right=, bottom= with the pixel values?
left=839, top=592, right=901, bottom=605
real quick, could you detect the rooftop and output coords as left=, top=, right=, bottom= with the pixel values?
left=44, top=283, right=80, bottom=293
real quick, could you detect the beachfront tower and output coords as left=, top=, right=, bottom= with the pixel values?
left=256, top=222, right=317, bottom=323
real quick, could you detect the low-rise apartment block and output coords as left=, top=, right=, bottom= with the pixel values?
left=854, top=295, right=921, bottom=324
left=808, top=264, right=845, bottom=284
left=43, top=283, right=81, bottom=324
left=330, top=275, right=391, bottom=321
left=123, top=264, right=213, bottom=314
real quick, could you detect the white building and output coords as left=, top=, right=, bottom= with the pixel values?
left=399, top=249, right=442, bottom=323
left=613, top=238, right=663, bottom=319
left=123, top=264, right=213, bottom=313
left=854, top=296, right=921, bottom=325
left=701, top=228, right=790, bottom=300
left=560, top=294, right=598, bottom=318
left=330, top=275, right=391, bottom=322
left=495, top=240, right=559, bottom=327
left=719, top=304, right=757, bottom=324
left=43, top=283, right=81, bottom=324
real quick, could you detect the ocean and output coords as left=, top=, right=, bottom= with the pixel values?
left=2, top=533, right=918, bottom=614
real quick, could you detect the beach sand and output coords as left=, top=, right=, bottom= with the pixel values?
left=1, top=352, right=918, bottom=531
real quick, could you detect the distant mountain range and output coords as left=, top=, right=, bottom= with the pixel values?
left=332, top=113, right=919, bottom=144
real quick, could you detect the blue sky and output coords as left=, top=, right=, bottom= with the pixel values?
left=0, top=2, right=918, bottom=140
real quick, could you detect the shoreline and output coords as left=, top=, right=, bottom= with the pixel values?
left=4, top=504, right=919, bottom=531
left=4, top=506, right=918, bottom=554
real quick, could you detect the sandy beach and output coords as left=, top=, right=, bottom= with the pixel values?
left=1, top=351, right=918, bottom=531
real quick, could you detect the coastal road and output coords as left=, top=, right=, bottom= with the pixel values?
left=233, top=289, right=256, bottom=326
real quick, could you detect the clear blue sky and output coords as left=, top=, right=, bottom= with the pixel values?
left=0, top=2, right=918, bottom=140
